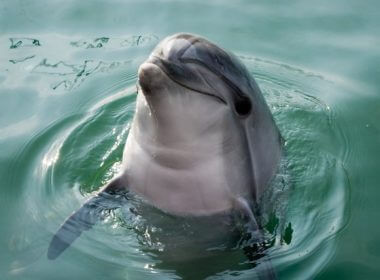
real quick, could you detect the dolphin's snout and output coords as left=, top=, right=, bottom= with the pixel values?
left=138, top=62, right=164, bottom=95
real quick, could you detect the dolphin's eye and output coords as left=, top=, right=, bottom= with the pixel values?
left=235, top=97, right=252, bottom=116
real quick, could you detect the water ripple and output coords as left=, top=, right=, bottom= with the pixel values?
left=9, top=37, right=41, bottom=49
left=241, top=56, right=350, bottom=279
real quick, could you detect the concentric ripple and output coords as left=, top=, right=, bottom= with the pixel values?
left=243, top=56, right=350, bottom=279
left=9, top=56, right=350, bottom=279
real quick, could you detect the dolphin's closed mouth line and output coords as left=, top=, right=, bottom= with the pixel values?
left=148, top=56, right=228, bottom=105
left=179, top=57, right=250, bottom=107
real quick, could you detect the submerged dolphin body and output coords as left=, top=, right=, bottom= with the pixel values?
left=48, top=33, right=282, bottom=272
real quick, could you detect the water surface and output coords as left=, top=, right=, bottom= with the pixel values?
left=1, top=1, right=379, bottom=279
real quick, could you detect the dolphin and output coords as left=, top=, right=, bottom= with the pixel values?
left=48, top=33, right=282, bottom=271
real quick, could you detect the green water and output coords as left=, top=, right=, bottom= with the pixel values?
left=1, top=1, right=379, bottom=279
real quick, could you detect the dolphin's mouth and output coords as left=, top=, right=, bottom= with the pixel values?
left=146, top=55, right=228, bottom=104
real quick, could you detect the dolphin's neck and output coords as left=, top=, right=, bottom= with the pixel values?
left=129, top=123, right=225, bottom=165
left=122, top=130, right=237, bottom=215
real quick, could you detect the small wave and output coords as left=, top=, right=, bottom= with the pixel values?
left=242, top=56, right=350, bottom=279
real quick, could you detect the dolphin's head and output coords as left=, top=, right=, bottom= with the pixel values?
left=135, top=33, right=261, bottom=148
left=131, top=33, right=282, bottom=202
left=138, top=33, right=256, bottom=115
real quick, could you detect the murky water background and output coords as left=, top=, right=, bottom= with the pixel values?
left=1, top=1, right=379, bottom=279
